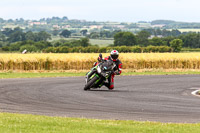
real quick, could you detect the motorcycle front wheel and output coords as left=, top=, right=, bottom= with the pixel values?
left=84, top=76, right=99, bottom=91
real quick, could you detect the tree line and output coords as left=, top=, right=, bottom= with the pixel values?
left=0, top=27, right=51, bottom=43
left=113, top=30, right=200, bottom=49
left=1, top=27, right=200, bottom=53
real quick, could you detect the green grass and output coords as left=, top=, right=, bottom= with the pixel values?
left=0, top=72, right=86, bottom=79
left=0, top=113, right=199, bottom=133
left=123, top=71, right=200, bottom=75
left=1, top=71, right=200, bottom=79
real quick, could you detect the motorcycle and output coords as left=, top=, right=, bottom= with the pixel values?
left=84, top=54, right=116, bottom=91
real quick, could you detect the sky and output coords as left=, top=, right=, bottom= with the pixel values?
left=0, top=0, right=200, bottom=22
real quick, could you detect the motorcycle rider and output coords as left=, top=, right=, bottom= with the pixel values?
left=94, top=50, right=122, bottom=90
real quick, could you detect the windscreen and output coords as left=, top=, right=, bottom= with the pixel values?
left=102, top=60, right=113, bottom=71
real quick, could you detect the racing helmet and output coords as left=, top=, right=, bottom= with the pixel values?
left=110, top=50, right=119, bottom=61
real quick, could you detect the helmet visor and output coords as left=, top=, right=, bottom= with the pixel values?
left=111, top=54, right=118, bottom=60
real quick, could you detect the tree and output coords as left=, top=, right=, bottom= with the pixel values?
left=80, top=29, right=88, bottom=36
left=100, top=30, right=112, bottom=38
left=171, top=29, right=181, bottom=37
left=149, top=37, right=164, bottom=46
left=9, top=42, right=21, bottom=51
left=0, top=42, right=2, bottom=48
left=35, top=31, right=51, bottom=41
left=162, top=29, right=171, bottom=37
left=62, top=16, right=68, bottom=21
left=155, top=29, right=162, bottom=36
left=0, top=18, right=4, bottom=23
left=80, top=37, right=90, bottom=47
left=25, top=31, right=36, bottom=41
left=60, top=30, right=71, bottom=38
left=170, top=39, right=183, bottom=52
left=179, top=33, right=200, bottom=48
left=0, top=33, right=6, bottom=42
left=112, top=30, right=122, bottom=37
left=20, top=45, right=38, bottom=52
left=8, top=31, right=25, bottom=42
left=88, top=32, right=100, bottom=39
left=52, top=29, right=60, bottom=36
left=161, top=36, right=175, bottom=46
left=2, top=28, right=13, bottom=36
left=34, top=42, right=46, bottom=50
left=114, top=32, right=137, bottom=46
left=136, top=30, right=151, bottom=46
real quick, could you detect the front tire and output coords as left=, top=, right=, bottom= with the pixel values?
left=84, top=76, right=99, bottom=91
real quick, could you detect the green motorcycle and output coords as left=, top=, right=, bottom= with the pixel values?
left=84, top=56, right=116, bottom=91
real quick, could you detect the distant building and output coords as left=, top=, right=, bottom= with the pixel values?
left=53, top=25, right=61, bottom=29
left=89, top=25, right=103, bottom=29
left=151, top=24, right=166, bottom=28
left=61, top=25, right=71, bottom=29
left=29, top=22, right=47, bottom=26
left=112, top=25, right=125, bottom=29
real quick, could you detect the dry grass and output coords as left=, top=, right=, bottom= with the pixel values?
left=1, top=53, right=200, bottom=71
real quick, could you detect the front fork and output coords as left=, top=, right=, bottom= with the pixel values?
left=85, top=68, right=96, bottom=84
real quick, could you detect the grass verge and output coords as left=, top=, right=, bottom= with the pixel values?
left=1, top=70, right=200, bottom=79
left=0, top=113, right=200, bottom=133
left=0, top=72, right=86, bottom=79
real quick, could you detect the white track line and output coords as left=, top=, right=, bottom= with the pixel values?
left=191, top=90, right=200, bottom=97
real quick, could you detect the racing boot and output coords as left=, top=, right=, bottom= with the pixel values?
left=104, top=82, right=114, bottom=90
left=103, top=82, right=110, bottom=89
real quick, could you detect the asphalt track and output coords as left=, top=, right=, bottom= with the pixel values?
left=0, top=75, right=200, bottom=123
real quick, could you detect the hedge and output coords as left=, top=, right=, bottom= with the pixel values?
left=43, top=46, right=172, bottom=53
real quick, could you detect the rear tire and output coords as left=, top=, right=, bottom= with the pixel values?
left=84, top=76, right=99, bottom=91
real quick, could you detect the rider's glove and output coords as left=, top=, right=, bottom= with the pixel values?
left=93, top=62, right=97, bottom=67
left=97, top=57, right=102, bottom=62
left=114, top=71, right=120, bottom=75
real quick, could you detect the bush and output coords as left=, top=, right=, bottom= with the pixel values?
left=83, top=46, right=99, bottom=53
left=99, top=47, right=107, bottom=53
left=143, top=45, right=171, bottom=53
left=71, top=47, right=83, bottom=53
left=132, top=46, right=142, bottom=53
left=106, top=47, right=121, bottom=53
left=2, top=46, right=10, bottom=51
left=158, top=46, right=171, bottom=53
left=59, top=46, right=70, bottom=53
left=43, top=46, right=173, bottom=53
left=119, top=46, right=132, bottom=53
left=43, top=47, right=57, bottom=53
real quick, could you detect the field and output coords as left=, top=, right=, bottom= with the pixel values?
left=51, top=36, right=114, bottom=47
left=90, top=39, right=113, bottom=46
left=1, top=53, right=200, bottom=71
left=169, top=29, right=200, bottom=33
